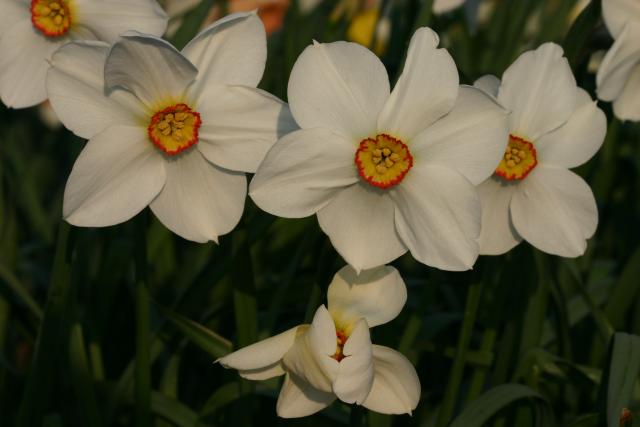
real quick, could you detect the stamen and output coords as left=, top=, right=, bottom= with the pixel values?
left=148, top=103, right=202, bottom=155
left=31, top=0, right=72, bottom=37
left=355, top=133, right=413, bottom=189
left=495, top=135, right=538, bottom=181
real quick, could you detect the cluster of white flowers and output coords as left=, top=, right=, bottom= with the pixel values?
left=0, top=0, right=632, bottom=419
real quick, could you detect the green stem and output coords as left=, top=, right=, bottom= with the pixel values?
left=436, top=281, right=484, bottom=427
left=134, top=217, right=151, bottom=427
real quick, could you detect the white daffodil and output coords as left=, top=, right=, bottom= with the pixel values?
left=596, top=0, right=640, bottom=121
left=474, top=43, right=606, bottom=257
left=250, top=27, right=509, bottom=272
left=433, top=0, right=465, bottom=15
left=219, top=265, right=420, bottom=418
left=0, top=0, right=168, bottom=108
left=46, top=12, right=296, bottom=242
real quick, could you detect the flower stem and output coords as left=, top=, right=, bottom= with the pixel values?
left=436, top=280, right=484, bottom=427
left=134, top=215, right=151, bottom=427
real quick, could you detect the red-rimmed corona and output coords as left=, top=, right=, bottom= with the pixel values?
left=31, top=0, right=73, bottom=37
left=494, top=134, right=538, bottom=181
left=355, top=134, right=414, bottom=189
left=147, top=103, right=202, bottom=156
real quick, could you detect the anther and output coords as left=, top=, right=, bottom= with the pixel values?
left=382, top=148, right=391, bottom=156
left=376, top=165, right=388, bottom=174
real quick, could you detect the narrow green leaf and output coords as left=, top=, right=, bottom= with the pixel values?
left=68, top=323, right=103, bottom=427
left=158, top=306, right=232, bottom=359
left=606, top=333, right=640, bottom=427
left=0, top=262, right=43, bottom=320
left=437, top=281, right=483, bottom=427
left=17, top=222, right=72, bottom=427
left=605, top=247, right=640, bottom=329
left=562, top=0, right=602, bottom=70
left=134, top=215, right=151, bottom=427
left=170, top=0, right=216, bottom=50
left=450, top=384, right=553, bottom=427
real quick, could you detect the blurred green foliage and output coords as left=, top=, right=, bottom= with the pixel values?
left=1, top=0, right=640, bottom=426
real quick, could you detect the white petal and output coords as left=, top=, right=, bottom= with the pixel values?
left=218, top=326, right=299, bottom=380
left=362, top=345, right=420, bottom=415
left=0, top=0, right=28, bottom=38
left=46, top=41, right=146, bottom=139
left=433, top=0, right=466, bottom=14
left=536, top=88, right=606, bottom=168
left=596, top=23, right=640, bottom=102
left=194, top=84, right=297, bottom=173
left=150, top=150, right=246, bottom=243
left=498, top=43, right=576, bottom=140
left=477, top=176, right=522, bottom=256
left=0, top=21, right=63, bottom=108
left=510, top=166, right=598, bottom=257
left=276, top=373, right=335, bottom=418
left=317, top=184, right=407, bottom=272
left=74, top=0, right=167, bottom=42
left=288, top=40, right=390, bottom=140
left=612, top=64, right=640, bottom=122
left=412, top=85, right=509, bottom=185
left=473, top=75, right=501, bottom=98
left=602, top=0, right=640, bottom=38
left=182, top=12, right=267, bottom=90
left=378, top=27, right=459, bottom=140
left=104, top=32, right=197, bottom=107
left=391, top=165, right=480, bottom=271
left=333, top=319, right=374, bottom=405
left=327, top=265, right=407, bottom=328
left=282, top=306, right=339, bottom=393
left=249, top=128, right=359, bottom=218
left=64, top=125, right=165, bottom=226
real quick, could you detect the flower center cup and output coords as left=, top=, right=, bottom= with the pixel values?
left=494, top=135, right=538, bottom=181
left=332, top=330, right=348, bottom=362
left=31, top=0, right=72, bottom=37
left=355, top=133, right=413, bottom=189
left=147, top=103, right=202, bottom=156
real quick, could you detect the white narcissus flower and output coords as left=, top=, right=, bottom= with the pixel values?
left=0, top=0, right=168, bottom=108
left=433, top=0, right=465, bottom=15
left=218, top=265, right=420, bottom=418
left=474, top=43, right=606, bottom=257
left=596, top=0, right=640, bottom=121
left=46, top=12, right=296, bottom=242
left=250, top=27, right=509, bottom=272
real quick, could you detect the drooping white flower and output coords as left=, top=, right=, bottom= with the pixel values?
left=250, top=27, right=509, bottom=272
left=0, top=0, right=168, bottom=108
left=219, top=265, right=420, bottom=418
left=596, top=0, right=640, bottom=121
left=474, top=43, right=606, bottom=257
left=46, top=12, right=296, bottom=242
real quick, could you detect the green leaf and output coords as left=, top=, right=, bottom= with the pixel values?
left=449, top=384, right=554, bottom=427
left=158, top=305, right=232, bottom=359
left=68, top=323, right=103, bottom=427
left=169, top=0, right=216, bottom=50
left=562, top=0, right=602, bottom=70
left=605, top=333, right=640, bottom=427
left=17, top=222, right=73, bottom=427
left=605, top=247, right=640, bottom=329
left=0, top=262, right=42, bottom=320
